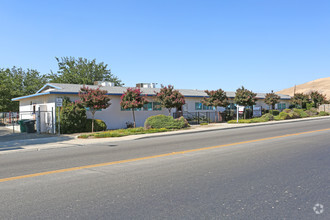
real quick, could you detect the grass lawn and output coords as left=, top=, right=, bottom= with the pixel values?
left=78, top=127, right=174, bottom=139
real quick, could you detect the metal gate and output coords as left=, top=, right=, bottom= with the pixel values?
left=173, top=111, right=226, bottom=124
left=0, top=109, right=55, bottom=134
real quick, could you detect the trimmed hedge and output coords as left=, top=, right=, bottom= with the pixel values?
left=144, top=115, right=189, bottom=129
left=85, top=119, right=107, bottom=132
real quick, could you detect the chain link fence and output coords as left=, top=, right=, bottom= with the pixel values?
left=0, top=109, right=55, bottom=134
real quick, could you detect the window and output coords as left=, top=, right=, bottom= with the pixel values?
left=143, top=103, right=153, bottom=111
left=195, top=102, right=215, bottom=110
left=121, top=102, right=162, bottom=111
left=195, top=102, right=202, bottom=110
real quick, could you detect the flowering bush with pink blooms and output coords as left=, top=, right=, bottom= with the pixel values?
left=120, top=88, right=148, bottom=128
left=156, top=85, right=185, bottom=115
left=79, top=86, right=111, bottom=132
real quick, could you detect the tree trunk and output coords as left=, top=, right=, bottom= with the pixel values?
left=92, top=112, right=95, bottom=133
left=244, top=109, right=246, bottom=119
left=132, top=109, right=136, bottom=128
left=168, top=108, right=171, bottom=116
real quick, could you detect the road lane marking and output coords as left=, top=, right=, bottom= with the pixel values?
left=1, top=128, right=329, bottom=183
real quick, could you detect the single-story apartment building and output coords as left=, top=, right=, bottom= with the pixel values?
left=12, top=82, right=291, bottom=133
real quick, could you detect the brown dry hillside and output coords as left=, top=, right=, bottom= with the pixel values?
left=276, top=77, right=330, bottom=98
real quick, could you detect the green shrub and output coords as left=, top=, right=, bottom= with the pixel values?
left=57, top=98, right=88, bottom=134
left=319, top=111, right=330, bottom=116
left=261, top=113, right=274, bottom=121
left=306, top=102, right=315, bottom=110
left=305, top=109, right=318, bottom=117
left=283, top=109, right=291, bottom=113
left=269, top=110, right=280, bottom=116
left=293, top=108, right=309, bottom=118
left=144, top=115, right=189, bottom=129
left=85, top=119, right=107, bottom=132
left=279, top=112, right=290, bottom=120
left=288, top=111, right=300, bottom=119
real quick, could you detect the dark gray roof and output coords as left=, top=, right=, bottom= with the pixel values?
left=40, top=83, right=291, bottom=100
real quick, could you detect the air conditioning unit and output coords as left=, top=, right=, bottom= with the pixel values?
left=94, top=81, right=115, bottom=87
left=136, top=83, right=157, bottom=88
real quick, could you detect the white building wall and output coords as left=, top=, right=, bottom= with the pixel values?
left=18, top=95, right=56, bottom=133
left=17, top=93, right=292, bottom=131
left=89, top=96, right=169, bottom=129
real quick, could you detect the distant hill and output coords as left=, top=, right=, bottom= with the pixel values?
left=276, top=77, right=330, bottom=99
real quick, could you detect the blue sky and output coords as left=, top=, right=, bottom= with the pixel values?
left=1, top=0, right=329, bottom=92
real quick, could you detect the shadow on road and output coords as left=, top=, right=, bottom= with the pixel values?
left=0, top=127, right=74, bottom=151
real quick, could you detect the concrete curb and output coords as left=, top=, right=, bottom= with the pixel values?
left=135, top=116, right=330, bottom=140
left=1, top=116, right=329, bottom=154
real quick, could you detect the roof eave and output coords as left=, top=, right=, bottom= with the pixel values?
left=11, top=92, right=51, bottom=101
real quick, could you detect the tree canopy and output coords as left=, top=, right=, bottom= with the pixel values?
left=291, top=93, right=309, bottom=109
left=48, top=57, right=123, bottom=86
left=309, top=91, right=327, bottom=107
left=234, top=86, right=257, bottom=107
left=264, top=91, right=280, bottom=109
left=156, top=85, right=185, bottom=115
left=234, top=86, right=257, bottom=119
left=202, top=89, right=228, bottom=108
left=120, top=88, right=148, bottom=128
left=78, top=86, right=111, bottom=132
left=0, top=67, right=47, bottom=112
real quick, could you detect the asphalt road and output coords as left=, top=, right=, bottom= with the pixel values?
left=0, top=119, right=329, bottom=219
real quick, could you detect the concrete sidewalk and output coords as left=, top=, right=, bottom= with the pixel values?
left=1, top=116, right=329, bottom=154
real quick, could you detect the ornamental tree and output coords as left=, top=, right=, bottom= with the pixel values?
left=120, top=88, right=148, bottom=128
left=201, top=89, right=228, bottom=122
left=291, top=93, right=309, bottom=109
left=234, top=86, right=257, bottom=119
left=156, top=85, right=185, bottom=116
left=49, top=57, right=123, bottom=86
left=309, top=91, right=327, bottom=107
left=79, top=86, right=111, bottom=132
left=264, top=91, right=280, bottom=110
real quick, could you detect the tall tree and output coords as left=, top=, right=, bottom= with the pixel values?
left=234, top=86, right=257, bottom=119
left=201, top=89, right=228, bottom=122
left=309, top=91, right=327, bottom=107
left=156, top=85, right=186, bottom=116
left=120, top=88, right=148, bottom=128
left=291, top=93, right=309, bottom=109
left=264, top=91, right=280, bottom=110
left=0, top=67, right=47, bottom=112
left=49, top=57, right=123, bottom=86
left=78, top=86, right=111, bottom=132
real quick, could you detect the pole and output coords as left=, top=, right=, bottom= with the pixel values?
left=236, top=106, right=239, bottom=123
left=52, top=107, right=54, bottom=134
left=37, top=107, right=41, bottom=134
left=58, top=107, right=61, bottom=135
left=12, top=112, right=14, bottom=133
